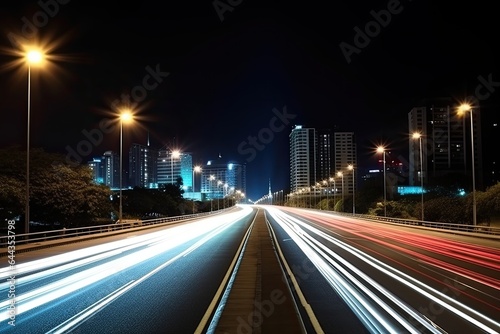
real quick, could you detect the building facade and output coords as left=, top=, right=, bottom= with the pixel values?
left=408, top=98, right=483, bottom=189
left=129, top=143, right=158, bottom=188
left=289, top=125, right=316, bottom=193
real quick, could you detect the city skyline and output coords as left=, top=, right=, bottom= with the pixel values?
left=0, top=1, right=499, bottom=200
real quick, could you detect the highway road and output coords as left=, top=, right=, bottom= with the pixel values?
left=263, top=205, right=500, bottom=334
left=1, top=204, right=499, bottom=333
left=0, top=206, right=256, bottom=334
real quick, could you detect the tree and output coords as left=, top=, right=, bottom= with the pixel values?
left=0, top=147, right=113, bottom=229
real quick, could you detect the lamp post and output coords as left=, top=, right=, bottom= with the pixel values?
left=171, top=149, right=180, bottom=186
left=224, top=183, right=228, bottom=208
left=458, top=104, right=477, bottom=226
left=412, top=133, right=424, bottom=221
left=192, top=165, right=201, bottom=213
left=209, top=175, right=215, bottom=212
left=337, top=171, right=344, bottom=212
left=377, top=146, right=387, bottom=217
left=217, top=180, right=223, bottom=210
left=322, top=180, right=328, bottom=210
left=24, top=48, right=44, bottom=234
left=348, top=164, right=355, bottom=214
left=119, top=110, right=134, bottom=224
left=332, top=178, right=336, bottom=211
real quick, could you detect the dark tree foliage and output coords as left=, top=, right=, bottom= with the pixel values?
left=0, top=147, right=112, bottom=230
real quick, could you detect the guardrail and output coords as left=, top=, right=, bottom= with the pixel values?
left=329, top=210, right=500, bottom=236
left=0, top=209, right=231, bottom=249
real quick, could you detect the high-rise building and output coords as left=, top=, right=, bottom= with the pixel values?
left=289, top=125, right=316, bottom=193
left=408, top=98, right=483, bottom=189
left=334, top=132, right=357, bottom=195
left=316, top=128, right=334, bottom=183
left=87, top=157, right=104, bottom=185
left=289, top=125, right=357, bottom=196
left=157, top=149, right=193, bottom=188
left=102, top=151, right=120, bottom=189
left=201, top=158, right=246, bottom=200
left=129, top=143, right=158, bottom=188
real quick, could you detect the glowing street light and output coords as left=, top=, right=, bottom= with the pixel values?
left=171, top=149, right=181, bottom=186
left=412, top=132, right=424, bottom=221
left=209, top=175, right=215, bottom=212
left=24, top=47, right=45, bottom=234
left=192, top=165, right=201, bottom=213
left=377, top=146, right=387, bottom=217
left=337, top=171, right=344, bottom=212
left=119, top=109, right=134, bottom=224
left=458, top=103, right=477, bottom=226
left=347, top=164, right=355, bottom=214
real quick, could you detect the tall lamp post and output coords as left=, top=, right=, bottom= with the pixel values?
left=209, top=175, right=215, bottom=212
left=337, top=171, right=344, bottom=212
left=192, top=165, right=201, bottom=213
left=348, top=164, right=355, bottom=214
left=458, top=104, right=477, bottom=226
left=412, top=133, right=424, bottom=221
left=377, top=146, right=387, bottom=217
left=171, top=149, right=180, bottom=186
left=119, top=110, right=134, bottom=224
left=24, top=48, right=44, bottom=234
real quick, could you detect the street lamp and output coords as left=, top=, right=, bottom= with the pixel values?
left=119, top=109, right=134, bottom=224
left=337, top=171, right=344, bottom=212
left=322, top=180, right=328, bottom=210
left=458, top=103, right=477, bottom=226
left=192, top=165, right=201, bottom=213
left=209, top=175, right=215, bottom=212
left=24, top=48, right=45, bottom=234
left=217, top=180, right=223, bottom=210
left=412, top=133, right=424, bottom=221
left=171, top=149, right=180, bottom=186
left=377, top=146, right=387, bottom=217
left=348, top=164, right=355, bottom=214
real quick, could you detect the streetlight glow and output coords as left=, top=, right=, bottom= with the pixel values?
left=376, top=145, right=387, bottom=217
left=412, top=132, right=424, bottom=221
left=24, top=47, right=47, bottom=234
left=458, top=103, right=477, bottom=226
left=118, top=108, right=135, bottom=224
left=348, top=164, right=355, bottom=214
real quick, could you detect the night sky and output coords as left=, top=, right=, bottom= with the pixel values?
left=0, top=1, right=499, bottom=201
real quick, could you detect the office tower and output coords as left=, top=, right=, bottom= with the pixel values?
left=102, top=151, right=120, bottom=189
left=157, top=148, right=193, bottom=188
left=201, top=158, right=246, bottom=200
left=129, top=143, right=158, bottom=188
left=408, top=98, right=483, bottom=189
left=87, top=157, right=104, bottom=185
left=334, top=132, right=357, bottom=195
left=289, top=125, right=316, bottom=193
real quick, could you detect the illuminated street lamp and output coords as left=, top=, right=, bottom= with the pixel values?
left=119, top=109, right=134, bottom=224
left=217, top=180, right=223, bottom=210
left=347, top=164, right=355, bottom=214
left=337, top=171, right=344, bottom=212
left=412, top=132, right=424, bottom=221
left=458, top=103, right=477, bottom=226
left=24, top=48, right=45, bottom=234
left=171, top=149, right=180, bottom=185
left=377, top=146, right=387, bottom=217
left=192, top=165, right=201, bottom=213
left=209, top=175, right=215, bottom=212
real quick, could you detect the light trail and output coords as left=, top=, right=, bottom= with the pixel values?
left=265, top=206, right=500, bottom=334
left=0, top=207, right=253, bottom=324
